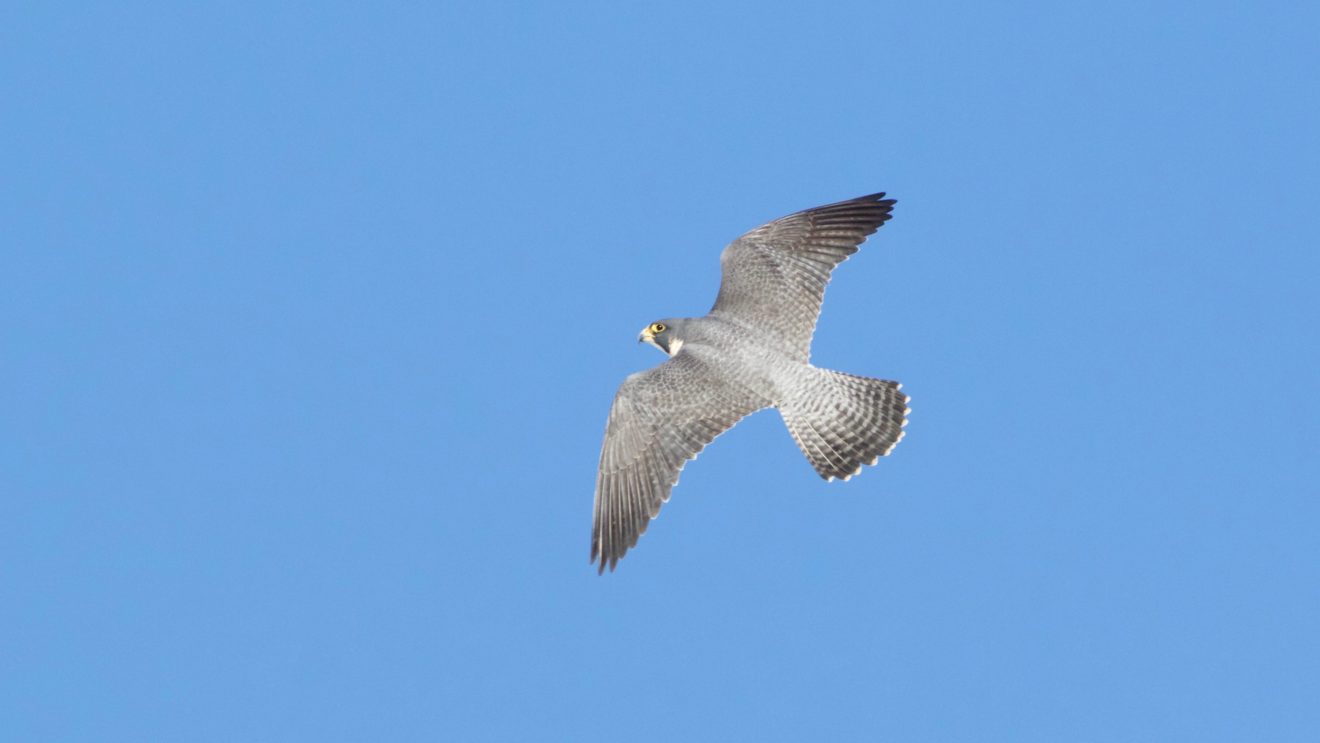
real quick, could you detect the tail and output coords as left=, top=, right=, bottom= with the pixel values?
left=779, top=369, right=910, bottom=481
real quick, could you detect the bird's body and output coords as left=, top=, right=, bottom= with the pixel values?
left=592, top=193, right=910, bottom=572
left=643, top=316, right=783, bottom=400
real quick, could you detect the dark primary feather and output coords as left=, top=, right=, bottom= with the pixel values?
left=710, top=193, right=896, bottom=361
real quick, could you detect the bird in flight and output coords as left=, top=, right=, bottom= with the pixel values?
left=592, top=193, right=910, bottom=573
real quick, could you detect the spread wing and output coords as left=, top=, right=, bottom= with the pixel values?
left=710, top=193, right=896, bottom=361
left=592, top=352, right=768, bottom=573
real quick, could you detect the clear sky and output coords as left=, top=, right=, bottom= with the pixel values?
left=4, top=2, right=1318, bottom=741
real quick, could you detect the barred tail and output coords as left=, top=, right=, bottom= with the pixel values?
left=779, top=369, right=910, bottom=481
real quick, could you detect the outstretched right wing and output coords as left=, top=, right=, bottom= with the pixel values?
left=592, top=352, right=768, bottom=573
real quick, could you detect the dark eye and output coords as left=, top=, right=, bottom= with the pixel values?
left=652, top=323, right=666, bottom=333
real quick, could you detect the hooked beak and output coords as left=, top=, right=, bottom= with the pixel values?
left=638, top=325, right=664, bottom=352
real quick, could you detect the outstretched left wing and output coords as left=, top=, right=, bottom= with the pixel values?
left=710, top=193, right=896, bottom=362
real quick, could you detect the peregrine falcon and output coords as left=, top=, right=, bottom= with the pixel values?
left=592, top=193, right=909, bottom=572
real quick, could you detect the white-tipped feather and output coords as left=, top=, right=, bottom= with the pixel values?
left=782, top=368, right=909, bottom=482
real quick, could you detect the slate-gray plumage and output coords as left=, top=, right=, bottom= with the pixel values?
left=592, top=193, right=910, bottom=572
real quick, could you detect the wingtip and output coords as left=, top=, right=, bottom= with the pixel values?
left=590, top=543, right=620, bottom=575
left=854, top=191, right=896, bottom=206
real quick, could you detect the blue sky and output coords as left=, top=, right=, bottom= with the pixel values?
left=3, top=2, right=1317, bottom=740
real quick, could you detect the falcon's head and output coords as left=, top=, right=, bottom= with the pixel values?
left=639, top=319, right=684, bottom=357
